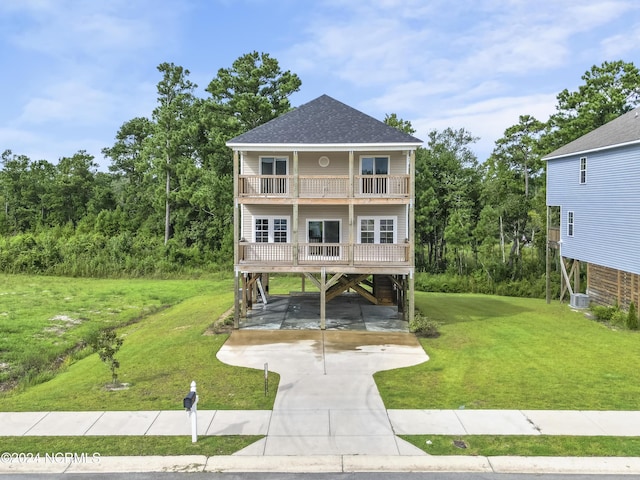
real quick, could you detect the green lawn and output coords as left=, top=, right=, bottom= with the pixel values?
left=375, top=292, right=640, bottom=410
left=0, top=279, right=278, bottom=411
left=401, top=435, right=640, bottom=457
left=0, top=274, right=231, bottom=388
left=0, top=435, right=261, bottom=456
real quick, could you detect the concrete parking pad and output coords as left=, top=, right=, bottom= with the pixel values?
left=206, top=409, right=271, bottom=435
left=388, top=409, right=467, bottom=435
left=85, top=410, right=160, bottom=436
left=24, top=411, right=104, bottom=436
left=455, top=409, right=540, bottom=435
left=0, top=411, right=49, bottom=436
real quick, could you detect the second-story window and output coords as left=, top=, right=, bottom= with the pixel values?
left=579, top=157, right=587, bottom=184
left=260, top=156, right=288, bottom=194
left=360, top=156, right=389, bottom=194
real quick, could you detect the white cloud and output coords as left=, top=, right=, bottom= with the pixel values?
left=412, top=93, right=558, bottom=160
left=0, top=0, right=185, bottom=64
left=19, top=81, right=114, bottom=125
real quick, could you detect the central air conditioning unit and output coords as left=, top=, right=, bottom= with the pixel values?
left=570, top=293, right=590, bottom=309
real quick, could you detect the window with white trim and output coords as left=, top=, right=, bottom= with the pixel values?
left=254, top=216, right=289, bottom=243
left=579, top=157, right=587, bottom=184
left=567, top=211, right=574, bottom=237
left=357, top=216, right=397, bottom=243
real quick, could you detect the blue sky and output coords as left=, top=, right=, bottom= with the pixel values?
left=1, top=0, right=639, bottom=170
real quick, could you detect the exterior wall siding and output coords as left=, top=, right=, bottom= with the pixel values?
left=241, top=204, right=407, bottom=243
left=546, top=144, right=640, bottom=275
left=242, top=151, right=407, bottom=176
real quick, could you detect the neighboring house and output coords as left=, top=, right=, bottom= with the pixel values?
left=226, top=94, right=422, bottom=328
left=544, top=107, right=640, bottom=309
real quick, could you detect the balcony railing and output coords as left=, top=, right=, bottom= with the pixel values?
left=238, top=242, right=410, bottom=265
left=238, top=174, right=410, bottom=198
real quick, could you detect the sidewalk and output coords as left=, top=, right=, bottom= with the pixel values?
left=3, top=408, right=640, bottom=439
left=2, top=330, right=640, bottom=473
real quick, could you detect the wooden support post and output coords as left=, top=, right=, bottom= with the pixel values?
left=241, top=273, right=247, bottom=318
left=234, top=269, right=239, bottom=329
left=408, top=269, right=415, bottom=324
left=320, top=268, right=326, bottom=330
left=574, top=260, right=581, bottom=293
left=233, top=149, right=240, bottom=328
left=546, top=206, right=551, bottom=304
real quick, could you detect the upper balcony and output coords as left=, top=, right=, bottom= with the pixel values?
left=238, top=174, right=410, bottom=200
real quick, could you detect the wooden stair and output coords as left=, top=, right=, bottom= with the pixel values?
left=373, top=275, right=395, bottom=305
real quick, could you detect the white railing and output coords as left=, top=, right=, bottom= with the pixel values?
left=353, top=243, right=409, bottom=263
left=238, top=242, right=410, bottom=265
left=238, top=175, right=409, bottom=198
left=355, top=175, right=409, bottom=196
left=239, top=176, right=291, bottom=196
left=299, top=176, right=349, bottom=197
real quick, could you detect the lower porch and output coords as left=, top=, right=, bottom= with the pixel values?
left=239, top=292, right=408, bottom=331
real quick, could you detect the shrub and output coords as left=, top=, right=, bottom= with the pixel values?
left=611, top=310, right=628, bottom=328
left=626, top=302, right=639, bottom=330
left=88, top=329, right=124, bottom=386
left=591, top=305, right=618, bottom=323
left=410, top=312, right=441, bottom=338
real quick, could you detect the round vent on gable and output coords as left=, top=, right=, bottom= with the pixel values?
left=318, top=156, right=330, bottom=167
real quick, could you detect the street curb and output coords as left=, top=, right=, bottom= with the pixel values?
left=2, top=455, right=640, bottom=474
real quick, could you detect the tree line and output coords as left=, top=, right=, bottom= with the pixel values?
left=1, top=55, right=639, bottom=295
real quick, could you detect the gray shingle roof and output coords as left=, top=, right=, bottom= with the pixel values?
left=543, top=107, right=640, bottom=160
left=227, top=94, right=422, bottom=146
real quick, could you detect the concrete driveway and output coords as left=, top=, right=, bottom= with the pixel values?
left=216, top=330, right=429, bottom=455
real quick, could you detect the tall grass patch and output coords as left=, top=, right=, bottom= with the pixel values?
left=0, top=274, right=230, bottom=390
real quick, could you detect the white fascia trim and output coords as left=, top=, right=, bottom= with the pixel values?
left=542, top=138, right=640, bottom=161
left=226, top=142, right=422, bottom=152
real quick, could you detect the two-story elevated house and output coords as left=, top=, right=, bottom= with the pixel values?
left=226, top=94, right=422, bottom=328
left=544, top=107, right=640, bottom=309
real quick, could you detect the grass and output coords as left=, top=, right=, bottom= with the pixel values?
left=401, top=435, right=640, bottom=456
left=0, top=435, right=261, bottom=456
left=375, top=292, right=640, bottom=410
left=0, top=274, right=230, bottom=388
left=0, top=288, right=279, bottom=411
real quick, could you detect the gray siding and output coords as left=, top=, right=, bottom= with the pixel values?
left=546, top=144, right=640, bottom=275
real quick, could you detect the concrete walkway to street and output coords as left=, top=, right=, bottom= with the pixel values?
left=2, top=329, right=640, bottom=474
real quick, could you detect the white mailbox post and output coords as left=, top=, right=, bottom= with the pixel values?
left=183, top=380, right=198, bottom=443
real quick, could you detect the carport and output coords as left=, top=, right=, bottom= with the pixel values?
left=240, top=292, right=408, bottom=331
